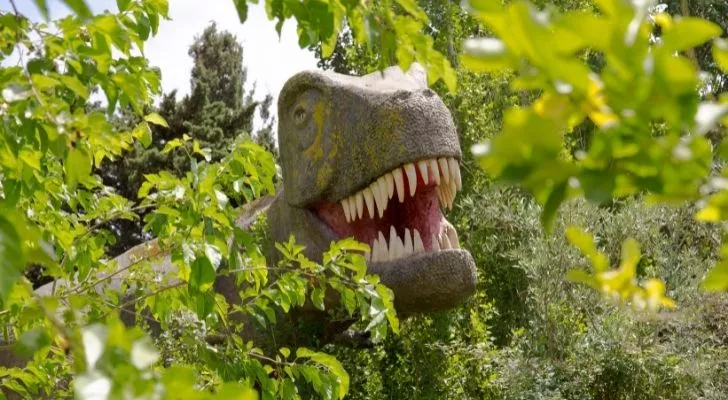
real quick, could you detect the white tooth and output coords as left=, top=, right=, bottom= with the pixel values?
left=413, top=229, right=425, bottom=253
left=441, top=184, right=451, bottom=210
left=447, top=226, right=459, bottom=249
left=438, top=158, right=450, bottom=184
left=378, top=231, right=388, bottom=262
left=437, top=187, right=446, bottom=208
left=447, top=182, right=455, bottom=209
left=404, top=163, right=417, bottom=197
left=431, top=234, right=440, bottom=251
left=449, top=158, right=462, bottom=191
left=347, top=197, right=358, bottom=221
left=404, top=228, right=413, bottom=255
left=385, top=172, right=394, bottom=199
left=440, top=232, right=451, bottom=250
left=371, top=182, right=383, bottom=218
left=355, top=192, right=364, bottom=220
left=393, top=168, right=405, bottom=203
left=371, top=239, right=379, bottom=262
left=417, top=161, right=429, bottom=185
left=429, top=158, right=440, bottom=185
left=389, top=226, right=398, bottom=260
left=363, top=187, right=375, bottom=219
left=365, top=248, right=371, bottom=262
left=342, top=199, right=350, bottom=222
left=389, top=226, right=404, bottom=260
left=377, top=177, right=389, bottom=217
left=450, top=179, right=458, bottom=208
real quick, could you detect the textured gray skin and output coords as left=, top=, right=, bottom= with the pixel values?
left=2, top=64, right=477, bottom=372
left=270, top=63, right=477, bottom=313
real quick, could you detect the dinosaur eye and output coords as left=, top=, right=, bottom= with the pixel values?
left=293, top=107, right=307, bottom=125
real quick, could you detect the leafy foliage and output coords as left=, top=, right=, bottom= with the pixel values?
left=99, top=22, right=269, bottom=256
left=462, top=0, right=728, bottom=301
left=0, top=1, right=398, bottom=399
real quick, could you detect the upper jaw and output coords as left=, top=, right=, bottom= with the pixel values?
left=314, top=156, right=464, bottom=264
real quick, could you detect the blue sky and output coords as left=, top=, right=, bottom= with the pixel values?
left=0, top=0, right=319, bottom=128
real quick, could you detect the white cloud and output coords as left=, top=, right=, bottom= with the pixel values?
left=1, top=0, right=320, bottom=130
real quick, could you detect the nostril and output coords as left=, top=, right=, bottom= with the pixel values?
left=422, top=89, right=435, bottom=98
left=394, top=90, right=411, bottom=101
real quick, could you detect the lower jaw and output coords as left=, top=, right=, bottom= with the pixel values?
left=305, top=209, right=477, bottom=314
left=367, top=249, right=477, bottom=314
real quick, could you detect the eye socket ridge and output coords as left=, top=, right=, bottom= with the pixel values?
left=293, top=106, right=307, bottom=126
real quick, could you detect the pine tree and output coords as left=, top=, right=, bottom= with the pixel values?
left=254, top=94, right=278, bottom=160
left=100, top=23, right=261, bottom=255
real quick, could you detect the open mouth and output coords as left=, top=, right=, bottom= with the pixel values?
left=315, top=157, right=462, bottom=264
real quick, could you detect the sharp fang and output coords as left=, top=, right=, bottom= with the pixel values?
left=437, top=187, right=446, bottom=208
left=449, top=158, right=462, bottom=191
left=364, top=249, right=371, bottom=262
left=355, top=192, right=364, bottom=220
left=431, top=234, right=440, bottom=251
left=440, top=183, right=451, bottom=210
left=393, top=167, right=405, bottom=203
left=404, top=228, right=413, bottom=255
left=449, top=179, right=457, bottom=209
left=341, top=199, right=350, bottom=222
left=404, top=163, right=417, bottom=197
left=378, top=231, right=388, bottom=262
left=429, top=158, right=440, bottom=185
left=414, top=229, right=425, bottom=253
left=447, top=226, right=459, bottom=249
left=371, top=238, right=379, bottom=262
left=389, top=226, right=402, bottom=260
left=440, top=232, right=451, bottom=250
left=363, top=187, right=375, bottom=219
left=438, top=158, right=450, bottom=184
left=385, top=172, right=394, bottom=199
left=347, top=197, right=358, bottom=221
left=417, top=161, right=429, bottom=185
left=377, top=177, right=389, bottom=217
left=371, top=182, right=384, bottom=219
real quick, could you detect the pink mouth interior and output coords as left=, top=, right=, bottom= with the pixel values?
left=314, top=172, right=444, bottom=252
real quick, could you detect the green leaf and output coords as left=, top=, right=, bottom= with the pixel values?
left=62, top=0, right=92, bottom=19
left=144, top=112, right=168, bottom=127
left=116, top=0, right=131, bottom=11
left=65, top=146, right=92, bottom=189
left=461, top=38, right=511, bottom=72
left=0, top=215, right=24, bottom=307
left=14, top=327, right=51, bottom=357
left=189, top=256, right=216, bottom=292
left=714, top=39, right=728, bottom=73
left=540, top=181, right=567, bottom=233
left=31, top=74, right=60, bottom=90
left=395, top=0, right=427, bottom=21
left=33, top=0, right=50, bottom=20
left=233, top=0, right=249, bottom=23
left=59, top=75, right=89, bottom=99
left=311, top=287, right=325, bottom=310
left=661, top=17, right=721, bottom=52
left=296, top=348, right=349, bottom=399
left=133, top=122, right=153, bottom=148
left=161, top=138, right=184, bottom=154
left=702, top=261, right=728, bottom=291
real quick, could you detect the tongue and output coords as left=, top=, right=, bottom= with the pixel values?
left=315, top=185, right=444, bottom=251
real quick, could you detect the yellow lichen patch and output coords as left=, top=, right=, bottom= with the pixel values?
left=304, top=101, right=328, bottom=162
left=317, top=162, right=334, bottom=191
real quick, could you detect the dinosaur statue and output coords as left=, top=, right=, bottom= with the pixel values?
left=2, top=63, right=477, bottom=368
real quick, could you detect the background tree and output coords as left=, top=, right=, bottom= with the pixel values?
left=314, top=1, right=728, bottom=398
left=99, top=23, right=270, bottom=255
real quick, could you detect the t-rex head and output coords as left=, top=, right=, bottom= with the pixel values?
left=268, top=64, right=477, bottom=314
